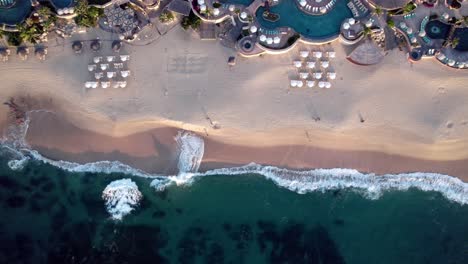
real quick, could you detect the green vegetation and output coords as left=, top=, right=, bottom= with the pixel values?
left=402, top=2, right=417, bottom=14
left=159, top=10, right=175, bottom=23
left=387, top=18, right=395, bottom=28
left=449, top=37, right=460, bottom=49
left=74, top=0, right=104, bottom=28
left=212, top=2, right=221, bottom=8
left=181, top=12, right=201, bottom=30
left=373, top=6, right=383, bottom=16
left=363, top=27, right=372, bottom=37
left=4, top=31, right=23, bottom=46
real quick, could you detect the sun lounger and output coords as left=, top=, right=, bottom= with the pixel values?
left=121, top=70, right=130, bottom=78
left=307, top=80, right=315, bottom=88
left=101, top=81, right=110, bottom=89
left=107, top=56, right=115, bottom=62
left=107, top=72, right=116, bottom=79
left=100, top=64, right=109, bottom=71
left=120, top=55, right=130, bottom=62
left=88, top=64, right=97, bottom=71
left=93, top=56, right=102, bottom=63
left=94, top=72, right=103, bottom=80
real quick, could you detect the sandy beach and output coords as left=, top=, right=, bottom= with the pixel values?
left=1, top=25, right=468, bottom=179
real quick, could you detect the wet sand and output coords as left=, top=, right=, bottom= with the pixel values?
left=24, top=111, right=468, bottom=181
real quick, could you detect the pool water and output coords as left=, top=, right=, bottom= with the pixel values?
left=0, top=0, right=32, bottom=25
left=426, top=19, right=468, bottom=51
left=50, top=0, right=73, bottom=9
left=256, top=0, right=352, bottom=40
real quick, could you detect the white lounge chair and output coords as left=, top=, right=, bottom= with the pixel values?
left=296, top=80, right=304, bottom=88
left=121, top=70, right=130, bottom=78
left=307, top=80, right=315, bottom=88
left=307, top=61, right=316, bottom=69
left=107, top=72, right=116, bottom=79
left=325, top=82, right=331, bottom=89
left=88, top=64, right=96, bottom=72
left=94, top=72, right=103, bottom=80
left=119, top=81, right=127, bottom=88
left=107, top=56, right=115, bottom=62
left=293, top=60, right=302, bottom=68
left=321, top=61, right=330, bottom=68
left=300, top=50, right=309, bottom=58
left=100, top=64, right=109, bottom=71
left=101, top=81, right=110, bottom=88
left=290, top=80, right=297, bottom=87
left=327, top=72, right=336, bottom=80
left=299, top=72, right=309, bottom=79
left=318, top=81, right=325, bottom=88
left=120, top=55, right=130, bottom=62
left=93, top=56, right=102, bottom=63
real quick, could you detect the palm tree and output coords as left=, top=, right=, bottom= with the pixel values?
left=450, top=37, right=460, bottom=49
left=373, top=6, right=383, bottom=16
left=363, top=27, right=372, bottom=37
left=37, top=6, right=51, bottom=20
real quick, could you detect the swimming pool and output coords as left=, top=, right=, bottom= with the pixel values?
left=0, top=0, right=32, bottom=26
left=256, top=0, right=352, bottom=40
left=220, top=0, right=254, bottom=6
left=50, top=0, right=73, bottom=9
left=426, top=19, right=468, bottom=52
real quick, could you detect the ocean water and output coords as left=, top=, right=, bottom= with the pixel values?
left=0, top=155, right=467, bottom=264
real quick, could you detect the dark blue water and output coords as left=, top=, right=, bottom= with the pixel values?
left=0, top=0, right=32, bottom=25
left=0, top=155, right=467, bottom=263
left=256, top=0, right=352, bottom=39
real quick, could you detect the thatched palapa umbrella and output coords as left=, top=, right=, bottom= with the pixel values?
left=112, top=41, right=122, bottom=52
left=35, top=47, right=47, bottom=60
left=17, top=47, right=29, bottom=61
left=72, top=41, right=83, bottom=54
left=90, top=40, right=101, bottom=52
left=0, top=48, right=10, bottom=62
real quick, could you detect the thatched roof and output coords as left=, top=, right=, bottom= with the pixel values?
left=347, top=40, right=384, bottom=65
left=72, top=41, right=83, bottom=53
left=35, top=48, right=47, bottom=60
left=369, top=0, right=411, bottom=9
left=90, top=40, right=101, bottom=52
left=0, top=48, right=10, bottom=57
left=17, top=47, right=29, bottom=60
left=112, top=41, right=122, bottom=52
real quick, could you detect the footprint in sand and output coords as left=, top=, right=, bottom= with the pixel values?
left=446, top=121, right=454, bottom=129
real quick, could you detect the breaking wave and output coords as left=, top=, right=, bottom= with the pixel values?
left=1, top=112, right=467, bottom=205
left=102, top=178, right=142, bottom=220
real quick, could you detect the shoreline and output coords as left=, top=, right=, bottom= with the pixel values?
left=23, top=111, right=468, bottom=181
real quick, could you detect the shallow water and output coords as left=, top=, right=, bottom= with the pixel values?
left=0, top=156, right=467, bottom=263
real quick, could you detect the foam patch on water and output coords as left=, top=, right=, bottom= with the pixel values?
left=102, top=179, right=142, bottom=220
left=175, top=131, right=204, bottom=173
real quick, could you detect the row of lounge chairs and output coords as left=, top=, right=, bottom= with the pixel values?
left=347, top=0, right=368, bottom=18
left=93, top=55, right=130, bottom=64
left=293, top=60, right=331, bottom=69
left=290, top=80, right=332, bottom=89
left=296, top=71, right=336, bottom=80
left=88, top=63, right=128, bottom=72
left=93, top=70, right=130, bottom=79
left=85, top=81, right=127, bottom=89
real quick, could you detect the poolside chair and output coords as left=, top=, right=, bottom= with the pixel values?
left=88, top=64, right=97, bottom=72
left=101, top=81, right=110, bottom=89
left=100, top=64, right=109, bottom=71
left=121, top=70, right=130, bottom=78
left=306, top=80, right=315, bottom=88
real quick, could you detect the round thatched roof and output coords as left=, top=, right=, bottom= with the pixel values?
left=72, top=41, right=83, bottom=52
left=0, top=49, right=9, bottom=57
left=17, top=47, right=28, bottom=60
left=347, top=40, right=384, bottom=65
left=112, top=41, right=122, bottom=52
left=91, top=40, right=101, bottom=52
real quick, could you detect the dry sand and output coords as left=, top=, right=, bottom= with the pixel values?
left=1, top=26, right=468, bottom=179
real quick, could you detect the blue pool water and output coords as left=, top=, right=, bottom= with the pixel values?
left=0, top=0, right=32, bottom=25
left=220, top=0, right=254, bottom=6
left=426, top=19, right=468, bottom=51
left=50, top=0, right=73, bottom=9
left=256, top=0, right=352, bottom=40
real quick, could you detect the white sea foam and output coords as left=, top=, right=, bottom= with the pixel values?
left=175, top=131, right=204, bottom=173
left=102, top=179, right=142, bottom=220
left=1, top=112, right=467, bottom=205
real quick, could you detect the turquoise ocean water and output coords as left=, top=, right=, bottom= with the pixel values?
left=0, top=154, right=467, bottom=263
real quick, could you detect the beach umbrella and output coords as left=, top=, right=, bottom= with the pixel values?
left=112, top=41, right=122, bottom=52
left=299, top=71, right=309, bottom=79
left=113, top=82, right=120, bottom=88
left=458, top=63, right=464, bottom=69
left=240, top=12, right=247, bottom=20
left=72, top=41, right=83, bottom=53
left=300, top=50, right=309, bottom=58
left=321, top=60, right=329, bottom=68
left=266, top=38, right=273, bottom=44
left=297, top=80, right=304, bottom=88
left=327, top=51, right=336, bottom=58
left=229, top=5, right=235, bottom=12
left=120, top=55, right=130, bottom=61
left=91, top=82, right=98, bottom=88
left=290, top=80, right=297, bottom=87
left=307, top=80, right=315, bottom=88
left=293, top=60, right=302, bottom=68
left=107, top=56, right=115, bottom=62
left=307, top=61, right=315, bottom=69
left=121, top=70, right=130, bottom=78
left=213, top=8, right=220, bottom=16
left=273, top=36, right=281, bottom=44
left=328, top=72, right=336, bottom=80
left=348, top=18, right=355, bottom=25
left=100, top=64, right=109, bottom=71
left=91, top=40, right=101, bottom=52
left=35, top=48, right=47, bottom=60
left=418, top=31, right=426, bottom=37
left=94, top=72, right=103, bottom=79
left=314, top=72, right=322, bottom=79
left=343, top=22, right=350, bottom=30
left=318, top=81, right=325, bottom=88
left=250, top=25, right=257, bottom=33
left=93, top=56, right=102, bottom=63
left=259, top=35, right=267, bottom=42
left=107, top=72, right=115, bottom=78
left=101, top=82, right=110, bottom=89
left=442, top=13, right=449, bottom=20
left=88, top=64, right=96, bottom=71
left=325, top=82, right=331, bottom=89
left=17, top=47, right=28, bottom=61
left=120, top=81, right=127, bottom=88
left=85, top=82, right=92, bottom=88
left=314, top=51, right=322, bottom=59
